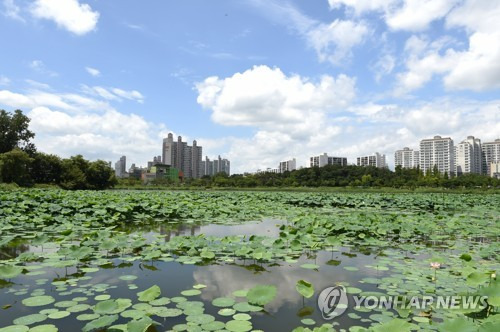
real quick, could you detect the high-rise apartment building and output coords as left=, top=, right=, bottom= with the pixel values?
left=114, top=156, right=127, bottom=178
left=201, top=155, right=230, bottom=176
left=279, top=158, right=296, bottom=173
left=310, top=153, right=347, bottom=167
left=455, top=136, right=482, bottom=175
left=357, top=153, right=387, bottom=168
left=482, top=139, right=500, bottom=176
left=161, top=133, right=203, bottom=179
left=419, top=136, right=454, bottom=175
left=394, top=147, right=419, bottom=169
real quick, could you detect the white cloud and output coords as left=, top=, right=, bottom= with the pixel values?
left=30, top=0, right=99, bottom=35
left=25, top=79, right=51, bottom=90
left=3, top=0, right=23, bottom=21
left=85, top=67, right=100, bottom=77
left=81, top=85, right=144, bottom=103
left=307, top=19, right=369, bottom=65
left=0, top=90, right=37, bottom=109
left=250, top=0, right=369, bottom=65
left=331, top=0, right=500, bottom=92
left=29, top=60, right=58, bottom=77
left=28, top=106, right=165, bottom=165
left=385, top=0, right=460, bottom=31
left=330, top=0, right=460, bottom=31
left=328, top=0, right=397, bottom=15
left=111, top=88, right=144, bottom=103
left=393, top=1, right=500, bottom=93
left=372, top=53, right=396, bottom=82
left=196, top=65, right=355, bottom=129
left=0, top=86, right=164, bottom=166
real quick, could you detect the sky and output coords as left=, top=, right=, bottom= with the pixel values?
left=0, top=0, right=499, bottom=173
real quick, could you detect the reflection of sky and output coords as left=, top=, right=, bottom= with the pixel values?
left=140, top=218, right=282, bottom=242
left=0, top=219, right=394, bottom=331
left=191, top=249, right=384, bottom=330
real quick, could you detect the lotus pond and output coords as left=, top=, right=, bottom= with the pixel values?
left=0, top=190, right=498, bottom=332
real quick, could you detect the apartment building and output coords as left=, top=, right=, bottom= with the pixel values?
left=394, top=147, right=419, bottom=169
left=419, top=136, right=454, bottom=175
left=310, top=153, right=347, bottom=167
left=357, top=152, right=387, bottom=168
left=455, top=136, right=482, bottom=175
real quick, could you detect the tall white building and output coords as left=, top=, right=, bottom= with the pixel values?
left=357, top=152, right=387, bottom=168
left=419, top=136, right=454, bottom=175
left=310, top=153, right=347, bottom=167
left=162, top=133, right=203, bottom=178
left=279, top=158, right=296, bottom=173
left=482, top=139, right=500, bottom=177
left=394, top=147, right=419, bottom=169
left=114, top=156, right=127, bottom=178
left=455, top=136, right=482, bottom=175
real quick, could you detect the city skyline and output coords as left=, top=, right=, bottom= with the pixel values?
left=114, top=132, right=499, bottom=176
left=0, top=1, right=499, bottom=173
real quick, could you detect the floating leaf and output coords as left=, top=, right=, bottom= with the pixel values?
left=296, top=280, right=314, bottom=298
left=82, top=315, right=118, bottom=332
left=212, top=297, right=236, bottom=308
left=246, top=285, right=277, bottom=306
left=225, top=320, right=252, bottom=332
left=137, top=285, right=161, bottom=302
left=22, top=296, right=55, bottom=307
left=0, top=265, right=23, bottom=279
left=12, top=314, right=47, bottom=326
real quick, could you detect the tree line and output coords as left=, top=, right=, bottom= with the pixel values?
left=0, top=109, right=116, bottom=189
left=171, top=164, right=498, bottom=189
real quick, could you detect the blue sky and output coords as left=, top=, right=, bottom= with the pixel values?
left=1, top=0, right=499, bottom=173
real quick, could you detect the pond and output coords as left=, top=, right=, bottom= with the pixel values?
left=0, top=190, right=498, bottom=331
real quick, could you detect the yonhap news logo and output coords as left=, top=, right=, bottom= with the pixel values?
left=317, top=285, right=489, bottom=321
left=317, top=285, right=348, bottom=320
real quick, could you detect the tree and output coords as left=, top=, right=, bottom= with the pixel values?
left=86, top=160, right=117, bottom=189
left=0, top=148, right=33, bottom=186
left=0, top=109, right=36, bottom=155
left=31, top=152, right=63, bottom=184
left=60, top=156, right=88, bottom=190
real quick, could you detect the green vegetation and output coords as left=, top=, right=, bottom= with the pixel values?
left=0, top=109, right=116, bottom=189
left=0, top=190, right=498, bottom=331
left=119, top=165, right=499, bottom=190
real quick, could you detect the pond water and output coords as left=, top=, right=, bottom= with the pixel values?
left=0, top=191, right=498, bottom=331
left=0, top=218, right=484, bottom=332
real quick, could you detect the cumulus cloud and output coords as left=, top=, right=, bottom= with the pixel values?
left=195, top=65, right=358, bottom=172
left=30, top=0, right=99, bottom=35
left=196, top=65, right=355, bottom=128
left=0, top=86, right=165, bottom=166
left=85, top=67, right=100, bottom=77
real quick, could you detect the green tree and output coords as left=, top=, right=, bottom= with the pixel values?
left=0, top=148, right=33, bottom=186
left=0, top=109, right=36, bottom=155
left=86, top=160, right=117, bottom=189
left=31, top=152, right=63, bottom=184
left=60, top=156, right=88, bottom=190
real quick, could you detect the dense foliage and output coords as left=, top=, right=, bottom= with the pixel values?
left=0, top=110, right=117, bottom=189
left=120, top=164, right=500, bottom=189
left=0, top=190, right=498, bottom=331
